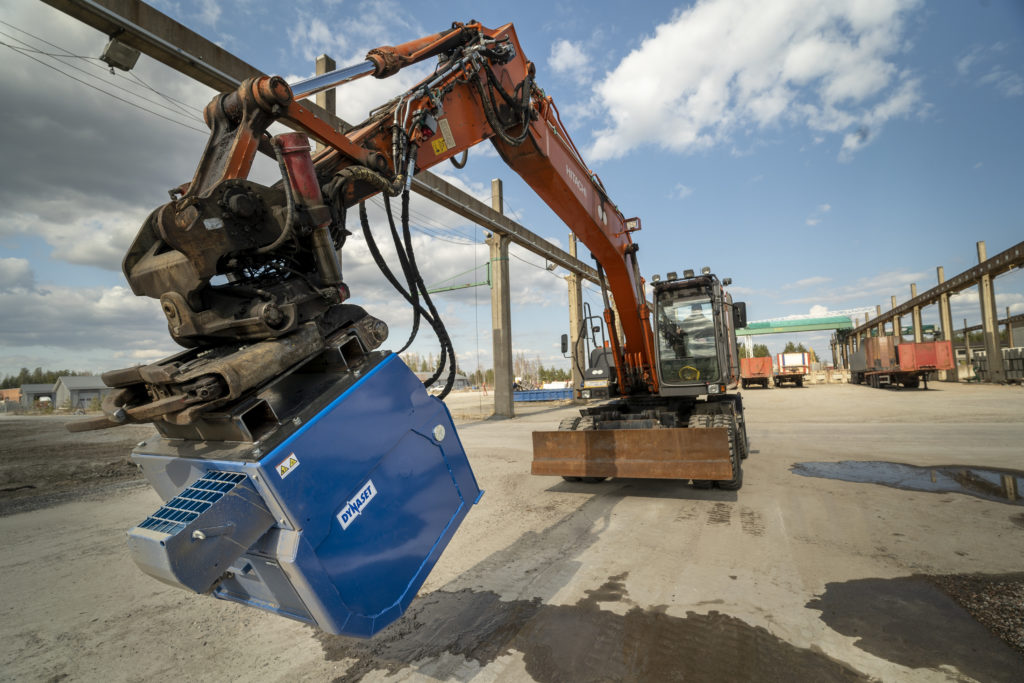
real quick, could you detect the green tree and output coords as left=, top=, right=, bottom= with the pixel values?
left=753, top=343, right=771, bottom=358
left=783, top=341, right=807, bottom=353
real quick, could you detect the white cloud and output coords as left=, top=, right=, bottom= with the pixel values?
left=956, top=43, right=1024, bottom=98
left=805, top=202, right=832, bottom=226
left=589, top=0, right=923, bottom=161
left=0, top=258, right=34, bottom=292
left=197, top=0, right=221, bottom=27
left=784, top=275, right=832, bottom=289
left=549, top=39, right=590, bottom=75
left=979, top=68, right=1024, bottom=98
left=671, top=183, right=694, bottom=200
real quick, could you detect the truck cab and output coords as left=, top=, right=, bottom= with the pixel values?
left=651, top=270, right=746, bottom=398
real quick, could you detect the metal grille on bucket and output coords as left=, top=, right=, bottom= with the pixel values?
left=137, top=471, right=247, bottom=535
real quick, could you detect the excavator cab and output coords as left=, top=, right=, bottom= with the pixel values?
left=652, top=271, right=745, bottom=396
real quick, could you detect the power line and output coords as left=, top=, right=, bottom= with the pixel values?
left=2, top=41, right=208, bottom=134
left=0, top=20, right=207, bottom=133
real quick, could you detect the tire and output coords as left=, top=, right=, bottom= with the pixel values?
left=581, top=477, right=607, bottom=483
left=558, top=417, right=581, bottom=431
left=796, top=376, right=804, bottom=388
left=688, top=409, right=714, bottom=488
left=712, top=413, right=743, bottom=490
left=736, top=411, right=749, bottom=460
left=902, top=377, right=920, bottom=389
left=562, top=476, right=582, bottom=482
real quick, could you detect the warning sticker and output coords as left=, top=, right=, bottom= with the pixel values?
left=277, top=453, right=300, bottom=479
left=431, top=138, right=448, bottom=155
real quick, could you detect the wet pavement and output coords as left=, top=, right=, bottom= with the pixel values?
left=319, top=576, right=868, bottom=683
left=807, top=575, right=1024, bottom=683
left=791, top=461, right=1024, bottom=506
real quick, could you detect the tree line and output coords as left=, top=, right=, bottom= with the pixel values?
left=399, top=351, right=570, bottom=389
left=1, top=367, right=93, bottom=390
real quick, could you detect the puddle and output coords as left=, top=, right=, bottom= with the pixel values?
left=319, top=577, right=867, bottom=682
left=808, top=576, right=1024, bottom=682
left=791, top=461, right=1024, bottom=506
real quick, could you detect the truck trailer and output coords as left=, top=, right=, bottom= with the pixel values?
left=740, top=356, right=772, bottom=389
left=774, top=352, right=810, bottom=387
left=850, top=338, right=954, bottom=389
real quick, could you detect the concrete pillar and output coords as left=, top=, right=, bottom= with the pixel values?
left=875, top=305, right=884, bottom=338
left=911, top=283, right=923, bottom=343
left=567, top=234, right=584, bottom=398
left=744, top=335, right=754, bottom=357
left=891, top=295, right=902, bottom=340
left=937, top=266, right=955, bottom=381
left=977, top=241, right=1005, bottom=382
left=964, top=318, right=973, bottom=368
left=314, top=54, right=336, bottom=153
left=1007, top=307, right=1015, bottom=348
left=488, top=179, right=514, bottom=416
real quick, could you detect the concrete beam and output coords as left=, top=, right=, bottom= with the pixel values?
left=410, top=175, right=599, bottom=284
left=891, top=295, right=902, bottom=342
left=910, top=283, right=923, bottom=343
left=850, top=239, right=1024, bottom=336
left=937, top=266, right=955, bottom=381
left=488, top=180, right=514, bottom=417
left=314, top=54, right=336, bottom=153
left=1008, top=307, right=1015, bottom=348
left=977, top=241, right=1005, bottom=382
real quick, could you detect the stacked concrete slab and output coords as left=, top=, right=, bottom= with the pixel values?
left=973, top=347, right=1024, bottom=382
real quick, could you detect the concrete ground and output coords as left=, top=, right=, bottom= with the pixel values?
left=1, top=382, right=1022, bottom=682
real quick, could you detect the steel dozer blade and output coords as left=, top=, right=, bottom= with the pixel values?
left=531, top=428, right=733, bottom=480
left=126, top=353, right=481, bottom=638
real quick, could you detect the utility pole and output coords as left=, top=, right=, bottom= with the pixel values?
left=488, top=179, right=514, bottom=417
left=567, top=234, right=584, bottom=398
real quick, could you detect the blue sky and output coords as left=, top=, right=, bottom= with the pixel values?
left=1, top=0, right=1022, bottom=378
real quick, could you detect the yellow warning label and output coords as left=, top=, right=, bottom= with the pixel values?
left=277, top=453, right=300, bottom=479
left=431, top=138, right=448, bottom=155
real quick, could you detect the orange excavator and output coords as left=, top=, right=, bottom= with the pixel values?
left=73, top=22, right=748, bottom=636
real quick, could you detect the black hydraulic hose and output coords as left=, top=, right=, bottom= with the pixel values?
left=382, top=193, right=420, bottom=354
left=257, top=139, right=297, bottom=255
left=358, top=200, right=455, bottom=396
left=474, top=65, right=532, bottom=147
left=400, top=190, right=456, bottom=398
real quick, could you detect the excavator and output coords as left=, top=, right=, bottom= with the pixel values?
left=71, top=21, right=747, bottom=637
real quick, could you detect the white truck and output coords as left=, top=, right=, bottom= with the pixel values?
left=774, top=352, right=810, bottom=387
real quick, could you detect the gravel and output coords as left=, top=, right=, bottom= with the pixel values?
left=930, top=573, right=1024, bottom=656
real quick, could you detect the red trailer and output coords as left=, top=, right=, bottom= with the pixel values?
left=851, top=339, right=954, bottom=389
left=740, top=356, right=772, bottom=389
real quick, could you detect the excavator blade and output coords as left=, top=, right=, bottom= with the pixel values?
left=531, top=428, right=733, bottom=480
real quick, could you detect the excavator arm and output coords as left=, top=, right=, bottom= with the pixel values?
left=100, top=21, right=656, bottom=434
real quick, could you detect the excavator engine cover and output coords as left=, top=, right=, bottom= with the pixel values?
left=126, top=353, right=481, bottom=637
